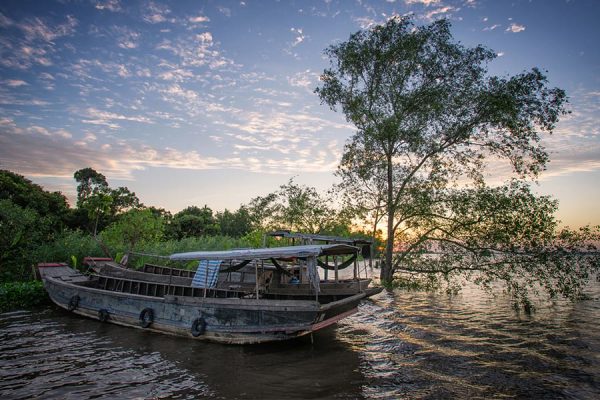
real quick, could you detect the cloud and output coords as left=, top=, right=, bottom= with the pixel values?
left=288, top=70, right=319, bottom=90
left=4, top=79, right=28, bottom=87
left=284, top=28, right=308, bottom=58
left=81, top=107, right=153, bottom=129
left=18, top=15, right=78, bottom=42
left=424, top=6, right=456, bottom=20
left=22, top=125, right=72, bottom=139
left=117, top=64, right=130, bottom=77
left=217, top=6, right=232, bottom=17
left=115, top=27, right=140, bottom=49
left=0, top=12, right=14, bottom=27
left=0, top=115, right=343, bottom=184
left=157, top=67, right=193, bottom=81
left=161, top=84, right=198, bottom=102
left=189, top=15, right=210, bottom=23
left=506, top=23, right=525, bottom=33
left=353, top=16, right=378, bottom=29
left=483, top=24, right=501, bottom=31
left=0, top=14, right=78, bottom=70
left=404, top=0, right=440, bottom=5
left=155, top=32, right=237, bottom=71
left=290, top=27, right=306, bottom=47
left=0, top=91, right=49, bottom=106
left=95, top=0, right=123, bottom=12
left=143, top=2, right=172, bottom=24
left=536, top=89, right=600, bottom=178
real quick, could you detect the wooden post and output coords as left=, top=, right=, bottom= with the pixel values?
left=334, top=256, right=338, bottom=283
left=324, top=241, right=329, bottom=281
left=255, top=260, right=259, bottom=299
left=203, top=261, right=208, bottom=298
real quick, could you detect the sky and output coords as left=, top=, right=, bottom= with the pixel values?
left=0, top=0, right=599, bottom=228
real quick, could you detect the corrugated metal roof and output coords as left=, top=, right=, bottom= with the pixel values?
left=169, top=244, right=357, bottom=261
left=267, top=230, right=373, bottom=245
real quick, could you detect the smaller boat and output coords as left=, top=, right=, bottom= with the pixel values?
left=39, top=245, right=382, bottom=344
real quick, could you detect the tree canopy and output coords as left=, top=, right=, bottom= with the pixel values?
left=0, top=170, right=71, bottom=280
left=316, top=16, right=599, bottom=306
left=73, top=167, right=142, bottom=235
left=247, top=179, right=352, bottom=236
left=165, top=205, right=219, bottom=240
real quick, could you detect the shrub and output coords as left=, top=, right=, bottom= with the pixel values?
left=0, top=281, right=49, bottom=312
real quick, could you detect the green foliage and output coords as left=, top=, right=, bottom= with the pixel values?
left=109, top=186, right=142, bottom=215
left=125, top=235, right=255, bottom=269
left=73, top=167, right=142, bottom=234
left=164, top=205, right=219, bottom=240
left=216, top=207, right=252, bottom=238
left=33, top=230, right=104, bottom=268
left=0, top=281, right=49, bottom=312
left=74, top=167, right=109, bottom=207
left=0, top=170, right=83, bottom=281
left=0, top=170, right=70, bottom=229
left=0, top=199, right=42, bottom=281
left=102, top=208, right=164, bottom=252
left=247, top=179, right=352, bottom=234
left=314, top=16, right=600, bottom=307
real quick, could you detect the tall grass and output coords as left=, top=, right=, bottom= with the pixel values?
left=33, top=230, right=105, bottom=269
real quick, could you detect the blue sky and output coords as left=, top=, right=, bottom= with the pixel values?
left=1, top=0, right=599, bottom=227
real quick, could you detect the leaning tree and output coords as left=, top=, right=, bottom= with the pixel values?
left=316, top=17, right=599, bottom=307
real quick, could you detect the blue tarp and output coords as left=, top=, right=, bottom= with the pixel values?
left=192, top=260, right=222, bottom=288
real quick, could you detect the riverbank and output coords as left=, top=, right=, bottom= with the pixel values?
left=0, top=281, right=49, bottom=313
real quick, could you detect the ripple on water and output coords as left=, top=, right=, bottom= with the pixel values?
left=0, top=311, right=212, bottom=400
left=2, top=278, right=600, bottom=400
left=335, top=282, right=600, bottom=399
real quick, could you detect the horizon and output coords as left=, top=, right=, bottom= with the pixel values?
left=1, top=0, right=599, bottom=228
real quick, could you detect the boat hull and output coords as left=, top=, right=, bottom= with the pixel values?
left=40, top=266, right=373, bottom=344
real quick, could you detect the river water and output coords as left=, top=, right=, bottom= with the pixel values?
left=1, top=278, right=599, bottom=399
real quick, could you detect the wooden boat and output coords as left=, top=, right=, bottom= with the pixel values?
left=39, top=245, right=382, bottom=344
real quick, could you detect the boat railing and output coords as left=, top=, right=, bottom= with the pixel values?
left=93, top=274, right=255, bottom=299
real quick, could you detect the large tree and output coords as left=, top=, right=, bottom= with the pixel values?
left=247, top=180, right=352, bottom=235
left=73, top=167, right=142, bottom=235
left=316, top=17, right=598, bottom=304
left=165, top=205, right=219, bottom=240
left=216, top=207, right=252, bottom=238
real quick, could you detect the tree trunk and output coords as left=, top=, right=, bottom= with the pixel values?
left=382, top=152, right=395, bottom=283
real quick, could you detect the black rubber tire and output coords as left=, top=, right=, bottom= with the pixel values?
left=191, top=317, right=207, bottom=337
left=139, top=308, right=154, bottom=328
left=98, top=309, right=109, bottom=322
left=67, top=295, right=80, bottom=311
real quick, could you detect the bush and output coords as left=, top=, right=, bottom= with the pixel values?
left=33, top=230, right=105, bottom=269
left=0, top=281, right=49, bottom=312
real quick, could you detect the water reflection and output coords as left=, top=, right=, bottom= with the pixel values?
left=1, top=279, right=600, bottom=399
left=0, top=308, right=364, bottom=399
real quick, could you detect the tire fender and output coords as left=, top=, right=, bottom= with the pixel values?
left=139, top=308, right=154, bottom=328
left=67, top=295, right=80, bottom=311
left=191, top=317, right=207, bottom=337
left=98, top=309, right=109, bottom=322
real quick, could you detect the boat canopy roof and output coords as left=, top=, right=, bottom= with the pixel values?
left=169, top=244, right=358, bottom=261
left=267, top=230, right=372, bottom=245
